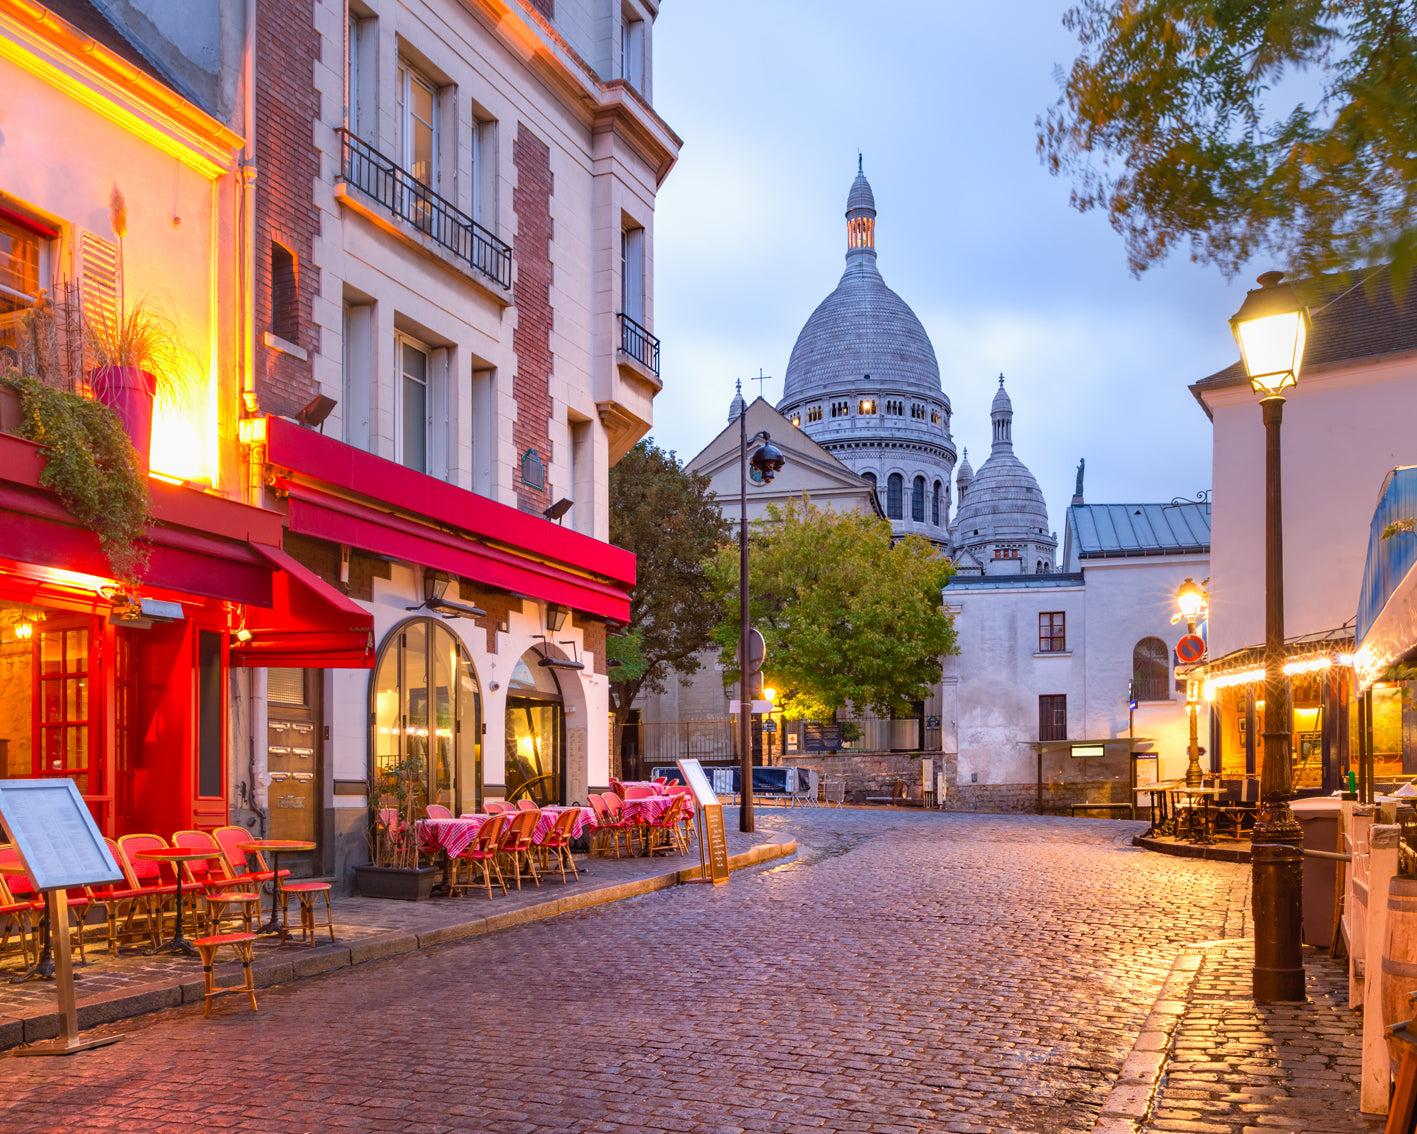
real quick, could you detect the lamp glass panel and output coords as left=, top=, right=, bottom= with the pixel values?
left=1236, top=311, right=1305, bottom=392
left=1177, top=587, right=1204, bottom=620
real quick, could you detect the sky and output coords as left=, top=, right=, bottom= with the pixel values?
left=646, top=0, right=1267, bottom=538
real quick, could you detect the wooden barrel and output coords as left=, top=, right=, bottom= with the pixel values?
left=1382, top=876, right=1417, bottom=1073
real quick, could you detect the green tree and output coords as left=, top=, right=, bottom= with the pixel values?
left=706, top=498, right=956, bottom=722
left=1038, top=0, right=1417, bottom=280
left=607, top=439, right=728, bottom=774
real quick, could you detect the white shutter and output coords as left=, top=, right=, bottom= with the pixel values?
left=74, top=229, right=120, bottom=333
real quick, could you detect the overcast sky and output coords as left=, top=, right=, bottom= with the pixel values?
left=647, top=0, right=1266, bottom=535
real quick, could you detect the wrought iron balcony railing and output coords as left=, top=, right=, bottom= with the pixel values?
left=618, top=312, right=660, bottom=376
left=339, top=128, right=512, bottom=290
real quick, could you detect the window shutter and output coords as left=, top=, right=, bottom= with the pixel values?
left=75, top=229, right=120, bottom=334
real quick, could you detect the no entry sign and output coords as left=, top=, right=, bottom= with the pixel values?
left=1177, top=634, right=1206, bottom=664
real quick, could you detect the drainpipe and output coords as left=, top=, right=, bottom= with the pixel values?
left=240, top=0, right=261, bottom=504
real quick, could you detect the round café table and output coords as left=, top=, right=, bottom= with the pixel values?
left=238, top=840, right=315, bottom=941
left=135, top=848, right=214, bottom=958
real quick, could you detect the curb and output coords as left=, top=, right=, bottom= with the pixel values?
left=1091, top=939, right=1250, bottom=1133
left=3, top=835, right=797, bottom=1050
left=1132, top=834, right=1251, bottom=863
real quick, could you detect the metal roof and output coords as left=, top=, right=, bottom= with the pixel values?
left=1067, top=501, right=1211, bottom=558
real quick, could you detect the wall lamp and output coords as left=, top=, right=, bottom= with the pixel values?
left=409, top=569, right=486, bottom=620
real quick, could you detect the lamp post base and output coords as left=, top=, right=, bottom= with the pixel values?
left=1252, top=841, right=1305, bottom=1002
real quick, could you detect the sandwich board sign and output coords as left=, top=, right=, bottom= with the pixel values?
left=677, top=758, right=730, bottom=884
left=0, top=778, right=125, bottom=1055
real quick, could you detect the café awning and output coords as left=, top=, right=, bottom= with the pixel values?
left=230, top=545, right=375, bottom=669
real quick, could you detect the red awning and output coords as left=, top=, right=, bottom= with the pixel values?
left=230, top=546, right=375, bottom=669
left=278, top=479, right=633, bottom=624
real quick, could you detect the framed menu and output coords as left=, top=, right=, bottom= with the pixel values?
left=0, top=778, right=124, bottom=892
left=676, top=758, right=719, bottom=808
left=678, top=759, right=730, bottom=885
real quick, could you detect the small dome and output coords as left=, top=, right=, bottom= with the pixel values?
left=728, top=380, right=746, bottom=423
left=956, top=447, right=973, bottom=485
left=991, top=374, right=1012, bottom=416
left=846, top=163, right=875, bottom=217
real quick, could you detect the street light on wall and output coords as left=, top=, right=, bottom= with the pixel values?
left=1230, top=270, right=1310, bottom=1003
left=737, top=380, right=785, bottom=833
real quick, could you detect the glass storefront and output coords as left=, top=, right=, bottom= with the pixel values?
left=504, top=650, right=564, bottom=806
left=371, top=618, right=481, bottom=816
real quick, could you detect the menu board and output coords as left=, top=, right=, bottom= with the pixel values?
left=0, top=779, right=124, bottom=891
left=676, top=759, right=720, bottom=808
left=702, top=804, right=730, bottom=884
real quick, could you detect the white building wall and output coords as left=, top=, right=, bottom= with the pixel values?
left=1204, top=353, right=1417, bottom=658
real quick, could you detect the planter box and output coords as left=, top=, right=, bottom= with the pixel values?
left=353, top=864, right=440, bottom=901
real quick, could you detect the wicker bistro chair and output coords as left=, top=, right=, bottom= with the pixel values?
left=601, top=793, right=643, bottom=856
left=115, top=834, right=183, bottom=948
left=172, top=830, right=261, bottom=937
left=647, top=794, right=690, bottom=857
left=485, top=801, right=513, bottom=814
left=449, top=813, right=508, bottom=899
left=424, top=804, right=454, bottom=820
left=538, top=808, right=581, bottom=883
left=280, top=882, right=334, bottom=946
left=0, top=872, right=37, bottom=967
left=213, top=826, right=290, bottom=889
left=0, top=844, right=95, bottom=965
left=623, top=786, right=655, bottom=800
left=1213, top=778, right=1260, bottom=839
left=587, top=795, right=626, bottom=858
left=498, top=809, right=541, bottom=891
left=516, top=800, right=539, bottom=812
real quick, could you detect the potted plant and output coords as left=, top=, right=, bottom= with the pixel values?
left=354, top=752, right=439, bottom=900
left=85, top=298, right=187, bottom=470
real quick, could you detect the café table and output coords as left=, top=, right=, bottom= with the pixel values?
left=135, top=848, right=213, bottom=958
left=1134, top=781, right=1181, bottom=838
left=1170, top=786, right=1224, bottom=845
left=239, top=839, right=315, bottom=939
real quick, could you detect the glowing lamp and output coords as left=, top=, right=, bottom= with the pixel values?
left=15, top=621, right=33, bottom=641
left=762, top=687, right=776, bottom=702
left=1176, top=578, right=1206, bottom=623
left=1229, top=271, right=1309, bottom=396
left=238, top=415, right=268, bottom=445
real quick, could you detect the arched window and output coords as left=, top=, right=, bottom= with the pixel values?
left=932, top=480, right=942, bottom=525
left=1132, top=637, right=1171, bottom=701
left=911, top=476, right=925, bottom=522
left=886, top=473, right=903, bottom=519
left=371, top=617, right=483, bottom=816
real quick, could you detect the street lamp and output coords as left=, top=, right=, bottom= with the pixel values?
left=1175, top=577, right=1208, bottom=789
left=737, top=381, right=784, bottom=833
left=1230, top=269, right=1310, bottom=1003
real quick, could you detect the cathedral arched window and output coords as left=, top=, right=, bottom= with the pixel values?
left=886, top=473, right=903, bottom=519
left=911, top=476, right=925, bottom=522
left=862, top=471, right=877, bottom=494
left=932, top=480, right=942, bottom=526
left=1133, top=637, right=1171, bottom=701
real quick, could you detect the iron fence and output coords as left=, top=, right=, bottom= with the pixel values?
left=338, top=128, right=512, bottom=289
left=618, top=312, right=660, bottom=375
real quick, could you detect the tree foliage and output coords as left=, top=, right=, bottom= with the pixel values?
left=1038, top=0, right=1417, bottom=280
left=607, top=439, right=728, bottom=738
left=706, top=498, right=956, bottom=721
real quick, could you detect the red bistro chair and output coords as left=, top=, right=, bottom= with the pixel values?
left=498, top=809, right=540, bottom=890
left=0, top=844, right=93, bottom=964
left=425, top=804, right=454, bottom=820
left=173, top=830, right=262, bottom=936
left=213, top=826, right=290, bottom=888
left=595, top=793, right=637, bottom=857
left=485, top=801, right=513, bottom=814
left=516, top=800, right=539, bottom=812
left=449, top=814, right=507, bottom=900
left=115, top=833, right=181, bottom=943
left=539, top=807, right=581, bottom=884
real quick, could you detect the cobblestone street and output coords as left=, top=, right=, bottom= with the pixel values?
left=0, top=810, right=1373, bottom=1133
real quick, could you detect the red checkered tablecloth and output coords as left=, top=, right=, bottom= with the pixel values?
left=417, top=815, right=495, bottom=859
left=620, top=795, right=694, bottom=825
left=617, top=781, right=667, bottom=796
left=533, top=806, right=596, bottom=842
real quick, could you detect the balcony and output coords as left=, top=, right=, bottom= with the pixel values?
left=338, top=129, right=512, bottom=290
left=618, top=312, right=660, bottom=377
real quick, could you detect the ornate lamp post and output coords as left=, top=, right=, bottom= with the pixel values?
left=737, top=386, right=784, bottom=833
left=1176, top=577, right=1208, bottom=789
left=1229, top=270, right=1310, bottom=1002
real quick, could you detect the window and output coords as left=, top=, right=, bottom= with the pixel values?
left=620, top=12, right=645, bottom=91
left=911, top=475, right=925, bottom=522
left=270, top=242, right=299, bottom=343
left=931, top=407, right=943, bottom=425
left=993, top=547, right=1020, bottom=559
left=886, top=473, right=903, bottom=519
left=932, top=480, right=942, bottom=526
left=790, top=413, right=801, bottom=427
left=346, top=13, right=369, bottom=138
left=859, top=398, right=876, bottom=415
left=0, top=215, right=42, bottom=353
left=807, top=405, right=822, bottom=423
left=371, top=618, right=482, bottom=817
left=1133, top=637, right=1171, bottom=701
left=398, top=63, right=438, bottom=187
left=1038, top=612, right=1066, bottom=652
left=342, top=301, right=372, bottom=450
left=1039, top=695, right=1067, bottom=741
left=398, top=336, right=430, bottom=473
left=830, top=400, right=850, bottom=418
left=469, top=114, right=491, bottom=228
left=911, top=403, right=925, bottom=420
left=621, top=227, right=645, bottom=324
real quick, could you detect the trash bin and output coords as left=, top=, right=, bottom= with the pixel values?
left=1292, top=795, right=1343, bottom=948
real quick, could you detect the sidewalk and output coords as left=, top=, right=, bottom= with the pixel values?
left=1097, top=859, right=1383, bottom=1133
left=0, top=825, right=795, bottom=1051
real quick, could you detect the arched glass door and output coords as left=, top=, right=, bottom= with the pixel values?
left=371, top=618, right=481, bottom=816
left=504, top=650, right=564, bottom=805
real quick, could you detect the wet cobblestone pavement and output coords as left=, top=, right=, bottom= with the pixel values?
left=0, top=809, right=1376, bottom=1133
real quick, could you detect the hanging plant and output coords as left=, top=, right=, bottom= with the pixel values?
left=1, top=371, right=149, bottom=586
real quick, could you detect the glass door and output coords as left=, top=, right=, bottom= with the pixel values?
left=33, top=618, right=97, bottom=796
